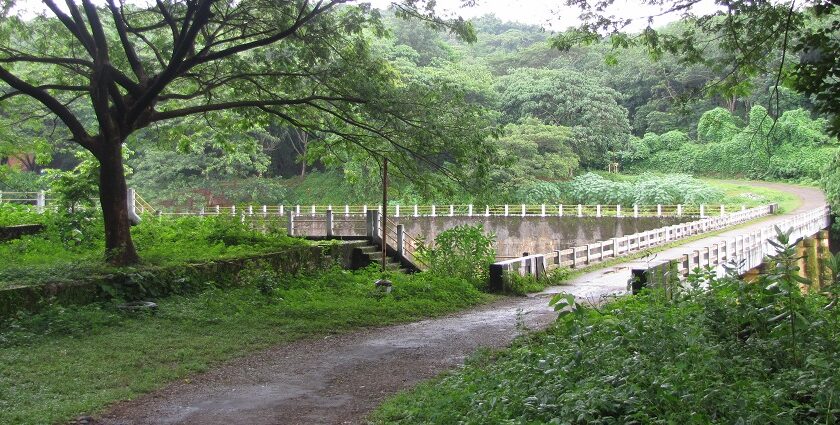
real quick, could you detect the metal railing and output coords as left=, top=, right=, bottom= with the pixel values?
left=384, top=217, right=428, bottom=270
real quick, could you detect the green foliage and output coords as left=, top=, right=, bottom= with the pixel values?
left=628, top=106, right=838, bottom=181
left=419, top=224, right=496, bottom=289
left=0, top=266, right=488, bottom=424
left=504, top=267, right=571, bottom=296
left=41, top=154, right=99, bottom=216
left=696, top=107, right=744, bottom=144
left=495, top=68, right=631, bottom=168
left=0, top=204, right=44, bottom=227
left=566, top=172, right=723, bottom=205
left=0, top=215, right=305, bottom=288
left=821, top=150, right=840, bottom=214
left=372, top=233, right=840, bottom=424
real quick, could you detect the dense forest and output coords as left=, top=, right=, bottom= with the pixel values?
left=2, top=10, right=838, bottom=208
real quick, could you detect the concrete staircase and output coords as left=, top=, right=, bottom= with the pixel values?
left=357, top=243, right=409, bottom=273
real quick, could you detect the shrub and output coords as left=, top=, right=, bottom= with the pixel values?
left=418, top=224, right=496, bottom=289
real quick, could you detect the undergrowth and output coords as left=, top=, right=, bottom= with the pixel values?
left=0, top=211, right=306, bottom=288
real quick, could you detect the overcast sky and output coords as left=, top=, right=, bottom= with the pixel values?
left=369, top=0, right=723, bottom=31
left=12, top=0, right=723, bottom=31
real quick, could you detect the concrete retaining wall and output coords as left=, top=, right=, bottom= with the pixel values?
left=0, top=224, right=44, bottom=242
left=0, top=241, right=367, bottom=318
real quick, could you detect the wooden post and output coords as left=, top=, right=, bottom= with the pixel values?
left=414, top=204, right=419, bottom=217
left=700, top=204, right=705, bottom=218
left=596, top=204, right=601, bottom=217
left=559, top=204, right=563, bottom=217
left=504, top=204, right=509, bottom=216
left=616, top=204, right=622, bottom=218
left=431, top=205, right=436, bottom=217
left=382, top=158, right=388, bottom=273
left=677, top=204, right=682, bottom=216
left=657, top=204, right=662, bottom=217
left=577, top=204, right=583, bottom=217
left=633, top=204, right=639, bottom=218
left=521, top=204, right=526, bottom=217
left=287, top=210, right=295, bottom=236
left=468, top=204, right=473, bottom=217
left=395, top=204, right=400, bottom=218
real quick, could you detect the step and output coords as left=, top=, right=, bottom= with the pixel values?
left=359, top=245, right=380, bottom=254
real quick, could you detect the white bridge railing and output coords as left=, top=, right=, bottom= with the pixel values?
left=635, top=205, right=831, bottom=288
left=1, top=190, right=750, bottom=219
left=489, top=204, right=781, bottom=290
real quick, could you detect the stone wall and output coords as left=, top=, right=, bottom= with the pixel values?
left=0, top=224, right=44, bottom=242
left=0, top=241, right=368, bottom=318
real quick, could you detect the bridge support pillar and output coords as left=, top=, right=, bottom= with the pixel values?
left=326, top=210, right=334, bottom=238
left=287, top=210, right=295, bottom=236
left=396, top=224, right=405, bottom=260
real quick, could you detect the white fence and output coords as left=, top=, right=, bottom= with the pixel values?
left=1, top=190, right=750, bottom=219
left=637, top=205, right=831, bottom=286
left=490, top=204, right=780, bottom=287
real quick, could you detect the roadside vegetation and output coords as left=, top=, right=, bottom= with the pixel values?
left=0, top=208, right=306, bottom=289
left=372, top=232, right=840, bottom=424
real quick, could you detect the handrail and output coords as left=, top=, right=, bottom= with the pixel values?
left=384, top=217, right=428, bottom=270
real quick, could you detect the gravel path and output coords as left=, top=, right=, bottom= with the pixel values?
left=96, top=182, right=825, bottom=425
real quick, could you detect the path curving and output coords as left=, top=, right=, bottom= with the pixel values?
left=96, top=182, right=825, bottom=425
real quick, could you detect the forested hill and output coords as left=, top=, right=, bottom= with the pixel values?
left=2, top=12, right=837, bottom=207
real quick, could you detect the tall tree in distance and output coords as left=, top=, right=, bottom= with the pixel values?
left=0, top=0, right=485, bottom=265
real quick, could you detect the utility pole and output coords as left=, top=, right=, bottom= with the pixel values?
left=381, top=157, right=388, bottom=273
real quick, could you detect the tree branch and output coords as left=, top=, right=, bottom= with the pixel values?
left=0, top=65, right=92, bottom=148
left=151, top=95, right=366, bottom=121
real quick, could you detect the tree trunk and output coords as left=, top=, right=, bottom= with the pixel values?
left=97, top=142, right=139, bottom=266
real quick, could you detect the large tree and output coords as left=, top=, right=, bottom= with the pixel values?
left=0, top=0, right=488, bottom=265
left=495, top=67, right=631, bottom=167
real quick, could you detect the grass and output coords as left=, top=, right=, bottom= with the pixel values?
left=0, top=266, right=492, bottom=424
left=703, top=178, right=803, bottom=213
left=0, top=212, right=309, bottom=289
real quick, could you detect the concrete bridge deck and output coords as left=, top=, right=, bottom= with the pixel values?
left=545, top=181, right=828, bottom=301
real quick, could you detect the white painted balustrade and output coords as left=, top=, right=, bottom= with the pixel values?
left=493, top=204, right=781, bottom=278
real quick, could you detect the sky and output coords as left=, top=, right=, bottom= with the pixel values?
left=368, top=0, right=725, bottom=31
left=11, top=0, right=723, bottom=31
